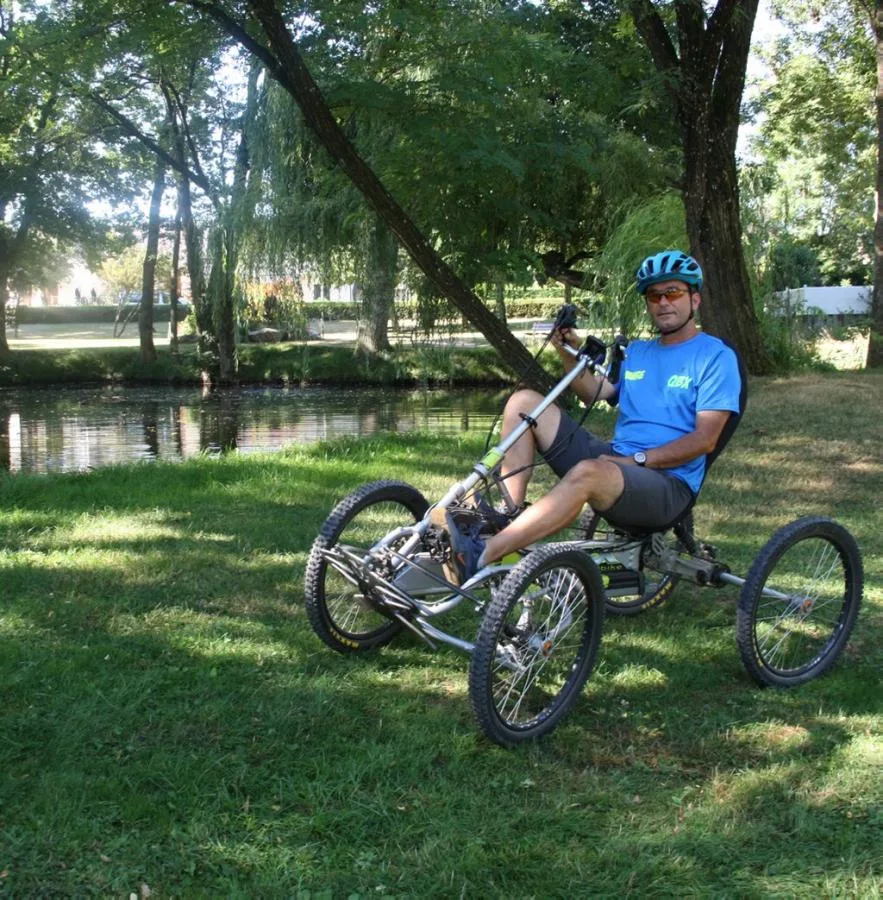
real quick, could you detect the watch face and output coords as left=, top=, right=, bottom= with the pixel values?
left=634, top=452, right=647, bottom=465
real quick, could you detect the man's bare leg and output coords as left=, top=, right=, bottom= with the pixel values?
left=482, top=458, right=625, bottom=563
left=498, top=390, right=563, bottom=506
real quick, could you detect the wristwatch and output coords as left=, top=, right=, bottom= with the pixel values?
left=633, top=451, right=647, bottom=467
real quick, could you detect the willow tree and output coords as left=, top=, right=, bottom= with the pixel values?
left=189, top=0, right=670, bottom=370
left=66, top=0, right=259, bottom=382
left=238, top=77, right=403, bottom=352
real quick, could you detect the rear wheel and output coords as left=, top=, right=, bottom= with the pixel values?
left=576, top=509, right=692, bottom=616
left=736, top=517, right=863, bottom=687
left=468, top=544, right=604, bottom=747
left=304, top=480, right=428, bottom=653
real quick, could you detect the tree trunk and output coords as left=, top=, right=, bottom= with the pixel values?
left=494, top=282, right=507, bottom=325
left=208, top=60, right=263, bottom=384
left=139, top=155, right=166, bottom=364
left=213, top=226, right=238, bottom=385
left=358, top=216, right=396, bottom=352
left=178, top=172, right=210, bottom=339
left=169, top=211, right=182, bottom=353
left=868, top=0, right=883, bottom=367
left=631, top=0, right=774, bottom=374
left=0, top=252, right=10, bottom=355
left=196, top=0, right=554, bottom=392
left=683, top=126, right=766, bottom=366
left=0, top=208, right=28, bottom=356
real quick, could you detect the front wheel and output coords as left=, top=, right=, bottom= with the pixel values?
left=304, top=480, right=428, bottom=653
left=736, top=517, right=863, bottom=687
left=468, top=544, right=605, bottom=747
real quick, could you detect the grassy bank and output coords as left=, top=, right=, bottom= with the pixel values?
left=0, top=342, right=516, bottom=389
left=1, top=372, right=881, bottom=896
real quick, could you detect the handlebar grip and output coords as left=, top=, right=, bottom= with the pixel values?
left=554, top=303, right=579, bottom=330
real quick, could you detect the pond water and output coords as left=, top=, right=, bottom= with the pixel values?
left=0, top=385, right=507, bottom=474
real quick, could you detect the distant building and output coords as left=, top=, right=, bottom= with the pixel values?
left=15, top=262, right=107, bottom=307
left=775, top=286, right=871, bottom=319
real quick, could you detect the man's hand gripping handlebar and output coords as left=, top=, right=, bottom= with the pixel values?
left=551, top=302, right=629, bottom=382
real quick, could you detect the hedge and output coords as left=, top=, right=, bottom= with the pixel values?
left=11, top=304, right=189, bottom=325
left=300, top=296, right=592, bottom=323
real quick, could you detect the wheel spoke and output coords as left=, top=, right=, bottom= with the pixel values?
left=755, top=537, right=848, bottom=673
left=304, top=481, right=428, bottom=653
left=469, top=545, right=605, bottom=745
left=490, top=568, right=588, bottom=726
left=737, top=518, right=862, bottom=687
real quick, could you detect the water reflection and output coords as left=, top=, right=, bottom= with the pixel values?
left=0, top=385, right=504, bottom=474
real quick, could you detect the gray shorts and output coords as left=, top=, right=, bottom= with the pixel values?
left=539, top=412, right=694, bottom=531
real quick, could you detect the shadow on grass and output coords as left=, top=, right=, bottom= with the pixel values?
left=3, top=588, right=878, bottom=895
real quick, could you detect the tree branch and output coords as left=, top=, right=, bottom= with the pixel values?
left=629, top=0, right=679, bottom=76
left=87, top=88, right=213, bottom=197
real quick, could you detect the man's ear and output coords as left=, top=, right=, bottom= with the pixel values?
left=691, top=292, right=702, bottom=314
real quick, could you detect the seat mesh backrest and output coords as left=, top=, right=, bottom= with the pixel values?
left=702, top=338, right=748, bottom=478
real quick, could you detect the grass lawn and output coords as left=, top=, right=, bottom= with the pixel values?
left=1, top=371, right=881, bottom=897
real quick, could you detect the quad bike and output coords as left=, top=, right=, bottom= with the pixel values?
left=303, top=315, right=864, bottom=747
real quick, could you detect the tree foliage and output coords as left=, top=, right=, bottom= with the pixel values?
left=0, top=0, right=125, bottom=351
left=748, top=1, right=875, bottom=287
left=2, top=0, right=873, bottom=373
left=234, top=0, right=672, bottom=350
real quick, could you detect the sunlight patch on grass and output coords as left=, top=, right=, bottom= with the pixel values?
left=610, top=664, right=669, bottom=689
left=810, top=734, right=883, bottom=807
left=114, top=610, right=297, bottom=660
left=725, top=721, right=812, bottom=754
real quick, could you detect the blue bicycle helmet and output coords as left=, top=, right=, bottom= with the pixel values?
left=635, top=250, right=703, bottom=293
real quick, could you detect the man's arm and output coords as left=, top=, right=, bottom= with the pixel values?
left=603, top=409, right=732, bottom=468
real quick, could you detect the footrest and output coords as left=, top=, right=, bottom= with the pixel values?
left=602, top=568, right=644, bottom=597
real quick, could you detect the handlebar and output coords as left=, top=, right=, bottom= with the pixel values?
left=558, top=331, right=629, bottom=383
left=549, top=302, right=630, bottom=385
left=553, top=303, right=579, bottom=331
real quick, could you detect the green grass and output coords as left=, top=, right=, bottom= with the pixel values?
left=1, top=372, right=881, bottom=897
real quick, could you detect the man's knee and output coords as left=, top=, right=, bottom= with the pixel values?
left=565, top=458, right=606, bottom=487
left=503, top=389, right=560, bottom=443
left=504, top=389, right=544, bottom=419
left=563, top=458, right=624, bottom=505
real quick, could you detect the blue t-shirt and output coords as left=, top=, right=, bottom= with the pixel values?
left=611, top=333, right=742, bottom=494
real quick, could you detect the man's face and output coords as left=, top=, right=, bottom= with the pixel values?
left=644, top=279, right=698, bottom=334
